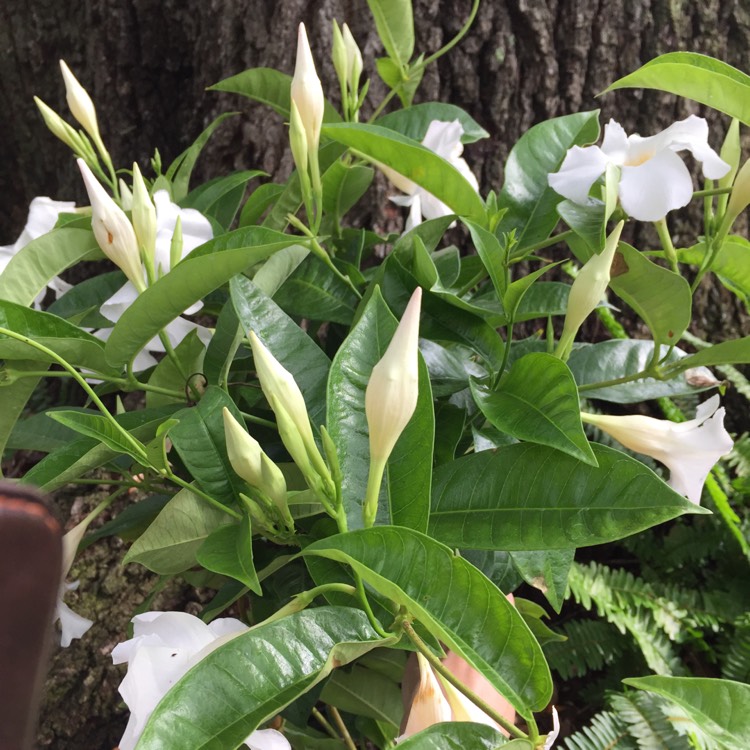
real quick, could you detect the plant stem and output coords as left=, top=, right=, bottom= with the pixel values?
left=578, top=367, right=661, bottom=393
left=693, top=186, right=732, bottom=198
left=401, top=620, right=528, bottom=740
left=239, top=411, right=277, bottom=430
left=329, top=706, right=357, bottom=750
left=354, top=572, right=389, bottom=638
left=520, top=229, right=574, bottom=256
left=165, top=472, right=241, bottom=519
left=421, top=0, right=481, bottom=68
left=654, top=218, right=678, bottom=273
left=368, top=88, right=398, bottom=122
left=311, top=707, right=340, bottom=741
left=362, top=457, right=386, bottom=528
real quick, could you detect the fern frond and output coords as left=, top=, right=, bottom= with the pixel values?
left=721, top=616, right=750, bottom=683
left=727, top=433, right=750, bottom=479
left=546, top=619, right=629, bottom=679
left=562, top=710, right=637, bottom=750
left=610, top=692, right=690, bottom=750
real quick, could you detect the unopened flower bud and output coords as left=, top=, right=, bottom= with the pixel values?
left=291, top=23, right=324, bottom=154
left=555, top=221, right=623, bottom=361
left=131, top=163, right=157, bottom=269
left=118, top=179, right=133, bottom=210
left=721, top=157, right=750, bottom=235
left=289, top=100, right=310, bottom=176
left=365, top=287, right=422, bottom=464
left=77, top=158, right=145, bottom=291
left=59, top=60, right=102, bottom=144
left=332, top=21, right=348, bottom=95
left=223, top=408, right=289, bottom=520
left=342, top=24, right=363, bottom=95
left=34, top=96, right=84, bottom=154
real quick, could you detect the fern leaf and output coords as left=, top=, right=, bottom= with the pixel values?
left=562, top=710, right=637, bottom=750
left=610, top=692, right=690, bottom=750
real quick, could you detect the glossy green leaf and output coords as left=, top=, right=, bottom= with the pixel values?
left=303, top=526, right=553, bottom=717
left=668, top=335, right=750, bottom=373
left=47, top=410, right=148, bottom=462
left=557, top=198, right=606, bottom=254
left=105, top=227, right=297, bottom=369
left=604, top=52, right=750, bottom=125
left=322, top=123, right=486, bottom=224
left=253, top=244, right=309, bottom=297
left=568, top=340, right=710, bottom=403
left=472, top=353, right=596, bottom=465
left=137, top=607, right=391, bottom=749
left=124, top=486, right=233, bottom=574
left=0, top=301, right=117, bottom=375
left=610, top=242, right=692, bottom=348
left=170, top=386, right=246, bottom=507
left=497, top=111, right=600, bottom=255
left=146, top=329, right=205, bottom=408
left=196, top=516, right=261, bottom=594
left=320, top=665, right=403, bottom=727
left=231, top=275, right=330, bottom=428
left=47, top=270, right=126, bottom=328
left=367, top=0, right=414, bottom=65
left=167, top=112, right=239, bottom=201
left=429, top=443, right=707, bottom=551
left=209, top=68, right=342, bottom=123
left=624, top=675, right=750, bottom=749
left=0, top=361, right=45, bottom=472
left=182, top=170, right=264, bottom=229
left=681, top=236, right=750, bottom=307
left=327, top=288, right=433, bottom=531
left=514, top=598, right=567, bottom=647
left=321, top=161, right=374, bottom=221
left=377, top=103, right=489, bottom=143
left=0, top=227, right=100, bottom=306
left=503, top=263, right=561, bottom=322
left=239, top=182, right=285, bottom=227
left=510, top=549, right=575, bottom=613
left=396, top=722, right=512, bottom=749
left=464, top=219, right=507, bottom=298
left=7, top=407, right=84, bottom=453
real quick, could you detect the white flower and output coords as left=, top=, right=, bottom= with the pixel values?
left=55, top=522, right=93, bottom=647
left=543, top=706, right=560, bottom=750
left=1, top=197, right=76, bottom=306
left=96, top=189, right=213, bottom=369
left=387, top=120, right=479, bottom=230
left=582, top=395, right=733, bottom=504
left=548, top=115, right=730, bottom=222
left=399, top=653, right=452, bottom=740
left=112, top=611, right=290, bottom=750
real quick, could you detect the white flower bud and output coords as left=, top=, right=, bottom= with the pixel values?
left=34, top=96, right=84, bottom=154
left=342, top=23, right=363, bottom=94
left=131, top=163, right=157, bottom=269
left=77, top=159, right=145, bottom=291
left=59, top=60, right=101, bottom=143
left=291, top=23, right=324, bottom=153
left=365, top=287, right=421, bottom=464
left=289, top=100, right=309, bottom=176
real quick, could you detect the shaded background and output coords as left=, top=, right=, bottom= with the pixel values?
left=1, top=0, right=750, bottom=746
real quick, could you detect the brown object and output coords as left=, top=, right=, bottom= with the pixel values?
left=0, top=483, right=62, bottom=750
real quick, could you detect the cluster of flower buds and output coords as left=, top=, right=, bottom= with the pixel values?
left=555, top=221, right=624, bottom=361
left=223, top=407, right=295, bottom=538
left=332, top=20, right=365, bottom=122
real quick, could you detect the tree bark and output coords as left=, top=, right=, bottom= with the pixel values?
left=1, top=1, right=749, bottom=746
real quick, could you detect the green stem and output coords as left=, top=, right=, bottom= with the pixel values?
left=354, top=572, right=389, bottom=637
left=239, top=411, right=277, bottom=430
left=367, top=88, right=398, bottom=122
left=311, top=707, right=340, bottom=741
left=0, top=326, right=149, bottom=461
left=165, top=472, right=241, bottom=519
left=520, top=229, right=574, bottom=256
left=693, top=186, right=732, bottom=198
left=578, top=367, right=661, bottom=393
left=421, top=0, right=481, bottom=68
left=157, top=328, right=201, bottom=401
left=654, top=218, right=678, bottom=273
left=328, top=706, right=357, bottom=750
left=456, top=267, right=489, bottom=297
left=362, top=457, right=386, bottom=528
left=401, top=620, right=528, bottom=740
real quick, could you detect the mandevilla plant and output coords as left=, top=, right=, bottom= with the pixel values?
left=4, top=1, right=750, bottom=748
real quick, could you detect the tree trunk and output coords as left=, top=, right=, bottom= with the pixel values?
left=1, top=1, right=749, bottom=746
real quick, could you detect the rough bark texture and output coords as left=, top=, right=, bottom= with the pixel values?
left=1, top=1, right=750, bottom=747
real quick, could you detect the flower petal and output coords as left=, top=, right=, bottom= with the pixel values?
left=153, top=190, right=213, bottom=273
left=244, top=728, right=291, bottom=750
left=548, top=145, right=609, bottom=204
left=421, top=120, right=464, bottom=161
left=618, top=148, right=694, bottom=221
left=56, top=596, right=93, bottom=647
left=600, top=119, right=629, bottom=164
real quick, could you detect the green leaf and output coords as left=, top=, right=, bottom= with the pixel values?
left=47, top=410, right=148, bottom=462
left=396, top=722, right=512, bottom=749
left=231, top=275, right=330, bottom=429
left=367, top=0, right=414, bottom=65
left=557, top=199, right=606, bottom=255
left=321, top=161, right=374, bottom=222
left=603, top=52, right=750, bottom=125
left=182, top=170, right=264, bottom=230
left=146, top=328, right=205, bottom=408
left=104, top=227, right=297, bottom=369
left=136, top=607, right=392, bottom=750
left=0, top=301, right=117, bottom=376
left=320, top=665, right=403, bottom=727
left=681, top=236, right=750, bottom=307
left=668, top=336, right=750, bottom=373
left=568, top=340, right=710, bottom=403
left=0, top=227, right=100, bottom=306
left=47, top=270, right=126, bottom=328
left=464, top=219, right=507, bottom=298
left=497, top=111, right=601, bottom=256
left=0, top=362, right=45, bottom=470
left=209, top=68, right=341, bottom=122
left=196, top=517, right=261, bottom=594
left=510, top=549, right=574, bottom=613
left=303, top=527, right=553, bottom=717
left=503, top=263, right=562, bottom=324
left=472, top=353, right=596, bottom=465
left=167, top=112, right=239, bottom=201
left=322, top=123, right=486, bottom=224
left=327, top=288, right=432, bottom=530
left=429, top=443, right=708, bottom=551
left=377, top=103, right=490, bottom=143
left=124, top=486, right=233, bottom=574
left=239, top=182, right=285, bottom=227
left=169, top=386, right=246, bottom=506
left=610, top=242, right=692, bottom=348
left=623, top=675, right=750, bottom=749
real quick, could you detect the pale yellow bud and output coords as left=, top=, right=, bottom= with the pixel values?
left=723, top=158, right=750, bottom=232
left=332, top=21, right=348, bottom=95
left=223, top=408, right=288, bottom=514
left=61, top=521, right=88, bottom=580
left=291, top=23, right=325, bottom=153
left=400, top=653, right=452, bottom=739
left=555, top=221, right=623, bottom=360
left=118, top=179, right=133, bottom=210
left=59, top=60, right=101, bottom=143
left=34, top=96, right=82, bottom=153
left=131, top=163, right=157, bottom=268
left=365, top=287, right=421, bottom=464
left=289, top=100, right=309, bottom=175
left=77, top=158, right=145, bottom=291
left=342, top=24, right=363, bottom=94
